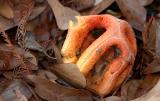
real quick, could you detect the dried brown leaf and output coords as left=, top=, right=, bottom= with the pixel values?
left=82, top=0, right=115, bottom=15
left=105, top=96, right=122, bottom=101
left=38, top=69, right=58, bottom=83
left=143, top=17, right=160, bottom=56
left=132, top=78, right=160, bottom=101
left=14, top=90, right=28, bottom=101
left=0, top=44, right=38, bottom=71
left=29, top=4, right=46, bottom=20
left=121, top=75, right=159, bottom=101
left=116, top=0, right=146, bottom=31
left=1, top=80, right=32, bottom=101
left=138, top=0, right=154, bottom=6
left=0, top=0, right=13, bottom=19
left=48, top=63, right=86, bottom=88
left=0, top=16, right=16, bottom=30
left=26, top=75, right=92, bottom=101
left=63, top=0, right=95, bottom=11
left=143, top=57, right=160, bottom=74
left=46, top=0, right=80, bottom=30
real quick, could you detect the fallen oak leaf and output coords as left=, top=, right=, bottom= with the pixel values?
left=25, top=75, right=92, bottom=101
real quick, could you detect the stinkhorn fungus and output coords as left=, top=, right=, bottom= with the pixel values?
left=61, top=15, right=137, bottom=96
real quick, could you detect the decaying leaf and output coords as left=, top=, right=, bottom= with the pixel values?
left=46, top=0, right=80, bottom=30
left=116, top=0, right=146, bottom=31
left=8, top=0, right=34, bottom=23
left=0, top=44, right=38, bottom=71
left=143, top=17, right=160, bottom=56
left=14, top=89, right=28, bottom=101
left=29, top=4, right=46, bottom=20
left=143, top=57, right=160, bottom=74
left=121, top=75, right=159, bottom=101
left=0, top=80, right=32, bottom=101
left=132, top=79, right=160, bottom=101
left=138, top=0, right=154, bottom=6
left=0, top=44, right=20, bottom=70
left=105, top=96, right=122, bottom=101
left=38, top=69, right=58, bottom=83
left=82, top=0, right=115, bottom=15
left=63, top=0, right=95, bottom=11
left=0, top=16, right=16, bottom=30
left=47, top=63, right=86, bottom=88
left=26, top=75, right=92, bottom=101
left=24, top=31, right=55, bottom=60
left=0, top=0, right=13, bottom=19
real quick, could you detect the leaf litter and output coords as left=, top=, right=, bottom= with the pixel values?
left=0, top=0, right=160, bottom=101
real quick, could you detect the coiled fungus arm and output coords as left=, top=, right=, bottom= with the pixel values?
left=61, top=15, right=137, bottom=96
